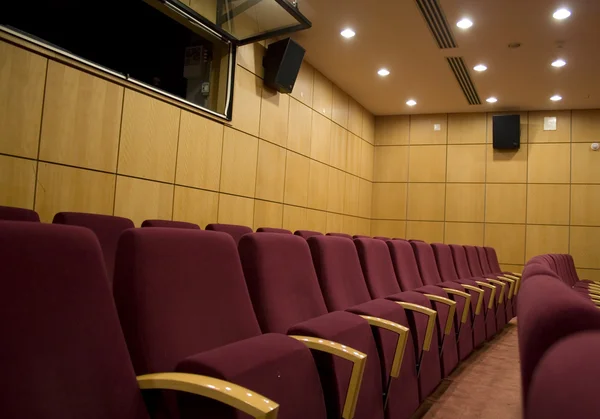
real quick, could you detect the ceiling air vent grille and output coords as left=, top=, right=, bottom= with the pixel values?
left=446, top=57, right=482, bottom=105
left=415, top=0, right=457, bottom=49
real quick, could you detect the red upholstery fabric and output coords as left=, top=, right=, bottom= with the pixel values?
left=256, top=227, right=292, bottom=234
left=0, top=205, right=40, bottom=222
left=113, top=228, right=327, bottom=419
left=0, top=222, right=148, bottom=419
left=326, top=232, right=353, bottom=239
left=464, top=245, right=485, bottom=277
left=353, top=235, right=371, bottom=239
left=449, top=244, right=473, bottom=279
left=484, top=247, right=502, bottom=272
left=294, top=230, right=323, bottom=239
left=527, top=331, right=600, bottom=419
left=205, top=223, right=252, bottom=245
left=476, top=246, right=516, bottom=320
left=141, top=219, right=200, bottom=229
left=53, top=212, right=134, bottom=282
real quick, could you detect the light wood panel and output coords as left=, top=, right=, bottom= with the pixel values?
left=371, top=183, right=407, bottom=220
left=231, top=66, right=262, bottom=137
left=236, top=43, right=265, bottom=78
left=173, top=186, right=218, bottom=228
left=571, top=143, right=600, bottom=184
left=282, top=205, right=308, bottom=232
left=570, top=227, right=600, bottom=269
left=526, top=184, right=570, bottom=225
left=327, top=167, right=345, bottom=213
left=571, top=185, right=600, bottom=226
left=175, top=110, right=223, bottom=191
left=577, top=269, right=600, bottom=282
left=371, top=220, right=406, bottom=239
left=306, top=208, right=328, bottom=233
left=406, top=221, right=444, bottom=243
left=445, top=183, right=485, bottom=222
left=253, top=200, right=283, bottom=229
left=329, top=124, right=348, bottom=171
left=500, top=264, right=524, bottom=274
left=485, top=184, right=527, bottom=224
left=291, top=60, right=314, bottom=107
left=310, top=111, right=332, bottom=164
left=307, top=160, right=329, bottom=211
left=118, top=90, right=179, bottom=182
left=446, top=145, right=486, bottom=183
left=528, top=110, right=571, bottom=143
left=217, top=194, right=254, bottom=226
left=312, top=70, right=333, bottom=119
left=356, top=218, right=371, bottom=236
left=287, top=98, right=312, bottom=156
left=373, top=146, right=409, bottom=182
left=0, top=41, right=47, bottom=158
left=409, top=114, right=447, bottom=145
left=284, top=151, right=310, bottom=206
left=259, top=87, right=289, bottom=147
left=114, top=176, right=173, bottom=226
left=486, top=145, right=528, bottom=183
left=326, top=212, right=344, bottom=233
left=375, top=116, right=410, bottom=146
left=360, top=141, right=374, bottom=181
left=346, top=133, right=362, bottom=176
left=40, top=62, right=123, bottom=172
left=348, top=97, right=363, bottom=137
left=484, top=224, right=526, bottom=265
left=255, top=140, right=286, bottom=202
left=358, top=178, right=372, bottom=219
left=332, top=84, right=349, bottom=128
left=362, top=112, right=375, bottom=144
left=444, top=222, right=484, bottom=246
left=527, top=143, right=570, bottom=184
left=448, top=113, right=486, bottom=144
left=219, top=127, right=259, bottom=198
left=572, top=109, right=600, bottom=143
left=36, top=163, right=115, bottom=223
left=0, top=155, right=36, bottom=209
left=408, top=145, right=447, bottom=182
left=525, top=225, right=569, bottom=261
left=344, top=174, right=360, bottom=217
left=406, top=183, right=445, bottom=221
left=342, top=215, right=358, bottom=235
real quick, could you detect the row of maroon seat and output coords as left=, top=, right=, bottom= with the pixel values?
left=0, top=205, right=520, bottom=419
left=518, top=254, right=600, bottom=418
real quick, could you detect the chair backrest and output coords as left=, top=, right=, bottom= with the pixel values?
left=464, top=245, right=485, bottom=277
left=294, top=230, right=323, bottom=239
left=373, top=236, right=390, bottom=241
left=449, top=244, right=473, bottom=279
left=205, top=223, right=252, bottom=245
left=387, top=240, right=426, bottom=290
left=353, top=235, right=370, bottom=239
left=564, top=254, right=579, bottom=282
left=410, top=241, right=443, bottom=286
left=0, top=222, right=148, bottom=419
left=239, top=233, right=329, bottom=334
left=431, top=243, right=460, bottom=282
left=307, top=236, right=373, bottom=311
left=476, top=247, right=493, bottom=274
left=354, top=238, right=403, bottom=299
left=141, top=219, right=200, bottom=229
left=527, top=331, right=600, bottom=419
left=484, top=247, right=502, bottom=272
left=517, top=273, right=600, bottom=406
left=0, top=205, right=40, bottom=222
left=256, top=227, right=292, bottom=234
left=53, top=212, right=134, bottom=282
left=326, top=232, right=352, bottom=239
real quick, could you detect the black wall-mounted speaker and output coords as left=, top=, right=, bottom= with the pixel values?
left=263, top=38, right=305, bottom=94
left=493, top=114, right=521, bottom=149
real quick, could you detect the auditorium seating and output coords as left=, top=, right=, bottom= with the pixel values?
left=142, top=219, right=200, bottom=229
left=0, top=221, right=279, bottom=419
left=326, top=232, right=352, bottom=239
left=0, top=205, right=40, bottom=222
left=475, top=246, right=519, bottom=315
left=257, top=227, right=292, bottom=234
left=294, top=230, right=323, bottom=239
left=205, top=223, right=252, bottom=245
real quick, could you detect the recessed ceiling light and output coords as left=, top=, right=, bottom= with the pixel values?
left=553, top=8, right=571, bottom=20
left=340, top=28, right=356, bottom=39
left=378, top=68, right=390, bottom=77
left=552, top=59, right=567, bottom=67
left=473, top=64, right=488, bottom=72
left=406, top=99, right=417, bottom=106
left=456, top=18, right=473, bottom=29
left=486, top=97, right=498, bottom=103
left=550, top=95, right=563, bottom=101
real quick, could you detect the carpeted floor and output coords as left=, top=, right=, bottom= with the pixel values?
left=418, top=319, right=521, bottom=419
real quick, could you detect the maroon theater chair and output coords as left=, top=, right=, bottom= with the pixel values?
left=294, top=230, right=323, bottom=239
left=485, top=247, right=522, bottom=283
left=0, top=205, right=39, bottom=222
left=239, top=233, right=388, bottom=419
left=256, top=227, right=293, bottom=234
left=475, top=246, right=519, bottom=317
left=353, top=235, right=371, bottom=239
left=0, top=222, right=279, bottom=419
left=307, top=235, right=422, bottom=419
left=205, top=223, right=252, bottom=245
left=53, top=212, right=134, bottom=282
left=327, top=232, right=353, bottom=239
left=353, top=238, right=443, bottom=401
left=549, top=254, right=600, bottom=302
left=142, top=219, right=200, bottom=229
left=113, top=228, right=355, bottom=419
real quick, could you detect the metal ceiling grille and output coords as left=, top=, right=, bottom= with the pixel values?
left=415, top=0, right=457, bottom=49
left=446, top=57, right=482, bottom=105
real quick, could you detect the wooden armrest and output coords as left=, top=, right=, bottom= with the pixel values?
left=360, top=315, right=410, bottom=378
left=486, top=279, right=506, bottom=304
left=290, top=336, right=367, bottom=419
left=496, top=276, right=516, bottom=299
left=460, top=284, right=484, bottom=315
left=137, top=373, right=279, bottom=419
left=475, top=281, right=497, bottom=309
left=442, top=289, right=471, bottom=323
left=423, top=294, right=457, bottom=335
left=395, top=302, right=437, bottom=352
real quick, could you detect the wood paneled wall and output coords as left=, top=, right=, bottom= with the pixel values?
left=0, top=38, right=374, bottom=234
left=372, top=110, right=600, bottom=278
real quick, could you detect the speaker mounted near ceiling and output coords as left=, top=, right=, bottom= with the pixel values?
left=415, top=0, right=457, bottom=49
left=446, top=57, right=482, bottom=105
left=493, top=115, right=521, bottom=150
left=263, top=37, right=306, bottom=94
